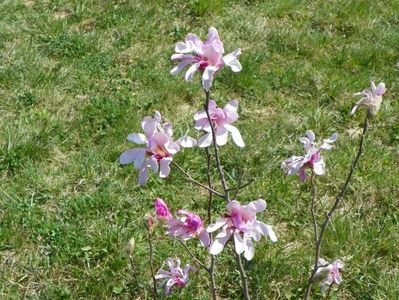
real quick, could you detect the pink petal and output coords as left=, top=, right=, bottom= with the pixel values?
left=198, top=132, right=212, bottom=148
left=224, top=124, right=245, bottom=147
left=159, top=157, right=172, bottom=178
left=215, top=127, right=228, bottom=146
left=313, top=157, right=325, bottom=175
left=175, top=41, right=192, bottom=53
left=194, top=111, right=207, bottom=121
left=207, top=27, right=221, bottom=43
left=142, top=117, right=156, bottom=138
left=207, top=219, right=226, bottom=233
left=177, top=136, right=197, bottom=148
left=138, top=167, right=149, bottom=185
left=202, top=66, right=218, bottom=91
left=224, top=99, right=239, bottom=113
left=305, top=130, right=315, bottom=143
left=375, top=82, right=386, bottom=96
left=258, top=221, right=277, bottom=242
left=243, top=236, right=255, bottom=260
left=146, top=156, right=159, bottom=174
left=170, top=61, right=191, bottom=75
left=185, top=63, right=200, bottom=81
left=199, top=229, right=210, bottom=247
left=119, top=148, right=146, bottom=169
left=234, top=232, right=245, bottom=255
left=223, top=49, right=242, bottom=72
left=127, top=133, right=147, bottom=144
left=209, top=228, right=233, bottom=255
left=247, top=199, right=266, bottom=212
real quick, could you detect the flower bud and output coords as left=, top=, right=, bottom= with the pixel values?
left=144, top=214, right=154, bottom=231
left=154, top=198, right=172, bottom=220
left=126, top=238, right=135, bottom=255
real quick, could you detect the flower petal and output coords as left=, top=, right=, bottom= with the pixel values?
left=146, top=156, right=159, bottom=174
left=215, top=126, right=228, bottom=146
left=119, top=148, right=146, bottom=169
left=175, top=41, right=192, bottom=53
left=177, top=136, right=197, bottom=148
left=170, top=61, right=191, bottom=75
left=185, top=62, right=200, bottom=81
left=243, top=236, right=255, bottom=261
left=159, top=157, right=172, bottom=178
left=223, top=49, right=242, bottom=72
left=199, top=229, right=210, bottom=247
left=138, top=167, right=149, bottom=185
left=375, top=82, right=386, bottom=96
left=198, top=132, right=213, bottom=148
left=207, top=219, right=226, bottom=232
left=224, top=124, right=245, bottom=147
left=209, top=228, right=233, bottom=255
left=247, top=199, right=266, bottom=212
left=142, top=117, right=156, bottom=138
left=305, top=130, right=315, bottom=143
left=258, top=221, right=277, bottom=242
left=224, top=99, right=239, bottom=113
left=202, top=66, right=218, bottom=91
left=127, top=133, right=147, bottom=144
left=234, top=232, right=245, bottom=255
left=313, top=157, right=325, bottom=175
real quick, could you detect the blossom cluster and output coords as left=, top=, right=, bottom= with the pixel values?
left=120, top=25, right=387, bottom=297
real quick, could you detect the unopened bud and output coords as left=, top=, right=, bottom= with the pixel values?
left=126, top=238, right=135, bottom=255
left=144, top=214, right=154, bottom=231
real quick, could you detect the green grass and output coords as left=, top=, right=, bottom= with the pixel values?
left=1, top=0, right=398, bottom=299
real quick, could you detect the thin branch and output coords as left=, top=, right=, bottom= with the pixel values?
left=172, top=161, right=225, bottom=200
left=178, top=239, right=209, bottom=271
left=209, top=255, right=217, bottom=300
left=310, top=172, right=318, bottom=248
left=145, top=226, right=157, bottom=299
left=204, top=90, right=230, bottom=202
left=128, top=256, right=139, bottom=288
left=233, top=177, right=255, bottom=199
left=234, top=251, right=250, bottom=300
left=304, top=115, right=369, bottom=299
left=205, top=148, right=213, bottom=224
left=204, top=89, right=250, bottom=299
left=205, top=148, right=218, bottom=300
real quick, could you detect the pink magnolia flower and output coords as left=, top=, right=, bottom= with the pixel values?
left=314, top=259, right=344, bottom=293
left=170, top=27, right=242, bottom=91
left=154, top=198, right=172, bottom=220
left=207, top=199, right=277, bottom=260
left=119, top=111, right=196, bottom=185
left=194, top=99, right=245, bottom=148
left=281, top=130, right=337, bottom=182
left=155, top=258, right=195, bottom=295
left=167, top=209, right=210, bottom=247
left=351, top=81, right=386, bottom=116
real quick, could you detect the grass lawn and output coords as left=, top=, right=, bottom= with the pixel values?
left=1, top=0, right=398, bottom=299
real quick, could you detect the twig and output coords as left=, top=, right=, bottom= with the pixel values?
left=205, top=148, right=213, bottom=224
left=234, top=251, right=250, bottom=300
left=172, top=161, right=225, bottom=200
left=304, top=115, right=369, bottom=299
left=128, top=256, right=139, bottom=288
left=205, top=147, right=218, bottom=300
left=310, top=172, right=318, bottom=249
left=204, top=89, right=250, bottom=299
left=145, top=225, right=157, bottom=299
left=204, top=90, right=230, bottom=202
left=178, top=239, right=209, bottom=271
